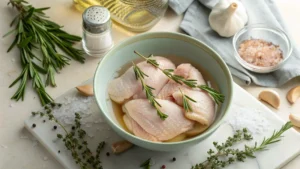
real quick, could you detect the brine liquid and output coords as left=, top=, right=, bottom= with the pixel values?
left=73, top=0, right=168, bottom=32
left=110, top=56, right=220, bottom=142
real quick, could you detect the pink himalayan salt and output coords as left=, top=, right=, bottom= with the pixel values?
left=238, top=39, right=283, bottom=67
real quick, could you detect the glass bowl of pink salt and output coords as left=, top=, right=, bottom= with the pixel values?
left=233, top=24, right=292, bottom=73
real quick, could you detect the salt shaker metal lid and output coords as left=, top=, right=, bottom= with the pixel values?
left=82, top=6, right=111, bottom=34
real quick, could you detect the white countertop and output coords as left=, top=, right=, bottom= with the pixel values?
left=0, top=0, right=299, bottom=169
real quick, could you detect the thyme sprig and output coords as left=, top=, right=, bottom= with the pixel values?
left=5, top=0, right=85, bottom=105
left=191, top=121, right=293, bottom=169
left=133, top=63, right=168, bottom=120
left=180, top=89, right=196, bottom=112
left=134, top=51, right=225, bottom=105
left=31, top=103, right=105, bottom=169
left=140, top=158, right=152, bottom=169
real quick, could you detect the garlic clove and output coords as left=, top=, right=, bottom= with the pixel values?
left=258, top=90, right=280, bottom=109
left=289, top=114, right=300, bottom=128
left=111, top=140, right=133, bottom=154
left=76, top=85, right=94, bottom=96
left=287, top=86, right=300, bottom=104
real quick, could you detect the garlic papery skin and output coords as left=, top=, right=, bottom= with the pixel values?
left=209, top=0, right=248, bottom=37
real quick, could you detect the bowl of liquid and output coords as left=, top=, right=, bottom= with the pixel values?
left=94, top=32, right=233, bottom=151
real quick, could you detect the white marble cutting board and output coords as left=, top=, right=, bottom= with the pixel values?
left=25, top=82, right=300, bottom=169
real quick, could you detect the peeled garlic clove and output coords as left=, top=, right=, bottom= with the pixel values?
left=287, top=86, right=300, bottom=104
left=258, top=90, right=280, bottom=109
left=111, top=140, right=133, bottom=154
left=289, top=114, right=300, bottom=128
left=76, top=85, right=94, bottom=96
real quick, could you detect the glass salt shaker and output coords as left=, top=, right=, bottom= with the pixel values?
left=82, top=6, right=113, bottom=57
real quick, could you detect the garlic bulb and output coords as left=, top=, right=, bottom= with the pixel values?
left=209, top=0, right=248, bottom=37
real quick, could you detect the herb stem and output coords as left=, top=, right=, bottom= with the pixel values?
left=32, top=104, right=105, bottom=169
left=132, top=63, right=168, bottom=120
left=191, top=121, right=293, bottom=169
left=6, top=0, right=85, bottom=105
left=134, top=51, right=225, bottom=105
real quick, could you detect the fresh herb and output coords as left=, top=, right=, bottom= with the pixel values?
left=5, top=0, right=85, bottom=105
left=140, top=158, right=152, bottom=169
left=180, top=89, right=196, bottom=112
left=32, top=103, right=105, bottom=169
left=134, top=51, right=225, bottom=105
left=197, top=85, right=224, bottom=105
left=191, top=122, right=292, bottom=169
left=133, top=63, right=168, bottom=120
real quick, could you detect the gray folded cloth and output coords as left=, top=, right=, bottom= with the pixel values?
left=169, top=0, right=300, bottom=87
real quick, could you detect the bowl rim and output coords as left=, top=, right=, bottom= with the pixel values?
left=232, top=24, right=293, bottom=73
left=94, top=32, right=233, bottom=145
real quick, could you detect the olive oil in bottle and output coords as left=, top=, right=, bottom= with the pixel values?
left=73, top=0, right=168, bottom=32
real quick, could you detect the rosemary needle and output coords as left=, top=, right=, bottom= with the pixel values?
left=140, top=158, right=152, bottom=169
left=179, top=89, right=196, bottom=112
left=5, top=0, right=85, bottom=105
left=133, top=51, right=225, bottom=105
left=132, top=63, right=168, bottom=120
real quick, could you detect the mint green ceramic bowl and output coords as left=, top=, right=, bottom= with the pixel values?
left=94, top=32, right=233, bottom=151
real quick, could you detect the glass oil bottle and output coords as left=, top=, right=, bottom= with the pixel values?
left=73, top=0, right=168, bottom=32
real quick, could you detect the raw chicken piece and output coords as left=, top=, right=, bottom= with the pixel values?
left=172, top=89, right=215, bottom=125
left=185, top=123, right=208, bottom=137
left=157, top=63, right=206, bottom=100
left=122, top=99, right=194, bottom=141
left=108, top=57, right=175, bottom=104
left=123, top=115, right=159, bottom=142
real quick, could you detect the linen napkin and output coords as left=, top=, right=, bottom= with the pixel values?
left=169, top=0, right=300, bottom=87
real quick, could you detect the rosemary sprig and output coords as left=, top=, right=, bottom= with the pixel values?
left=140, top=158, right=152, bottom=169
left=31, top=103, right=105, bottom=169
left=133, top=63, right=168, bottom=120
left=134, top=51, right=224, bottom=105
left=198, top=85, right=224, bottom=105
left=191, top=122, right=293, bottom=169
left=180, top=89, right=196, bottom=112
left=5, top=0, right=85, bottom=105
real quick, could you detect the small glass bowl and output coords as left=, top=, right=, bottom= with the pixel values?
left=232, top=24, right=292, bottom=73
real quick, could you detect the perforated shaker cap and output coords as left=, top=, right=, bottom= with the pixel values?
left=82, top=6, right=111, bottom=34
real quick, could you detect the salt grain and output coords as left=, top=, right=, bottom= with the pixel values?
left=88, top=133, right=94, bottom=138
left=20, top=135, right=29, bottom=139
left=0, top=144, right=8, bottom=149
left=43, top=156, right=48, bottom=161
left=52, top=96, right=95, bottom=124
left=94, top=118, right=103, bottom=124
left=226, top=104, right=270, bottom=135
left=85, top=123, right=92, bottom=128
left=9, top=103, right=14, bottom=108
left=32, top=140, right=38, bottom=147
